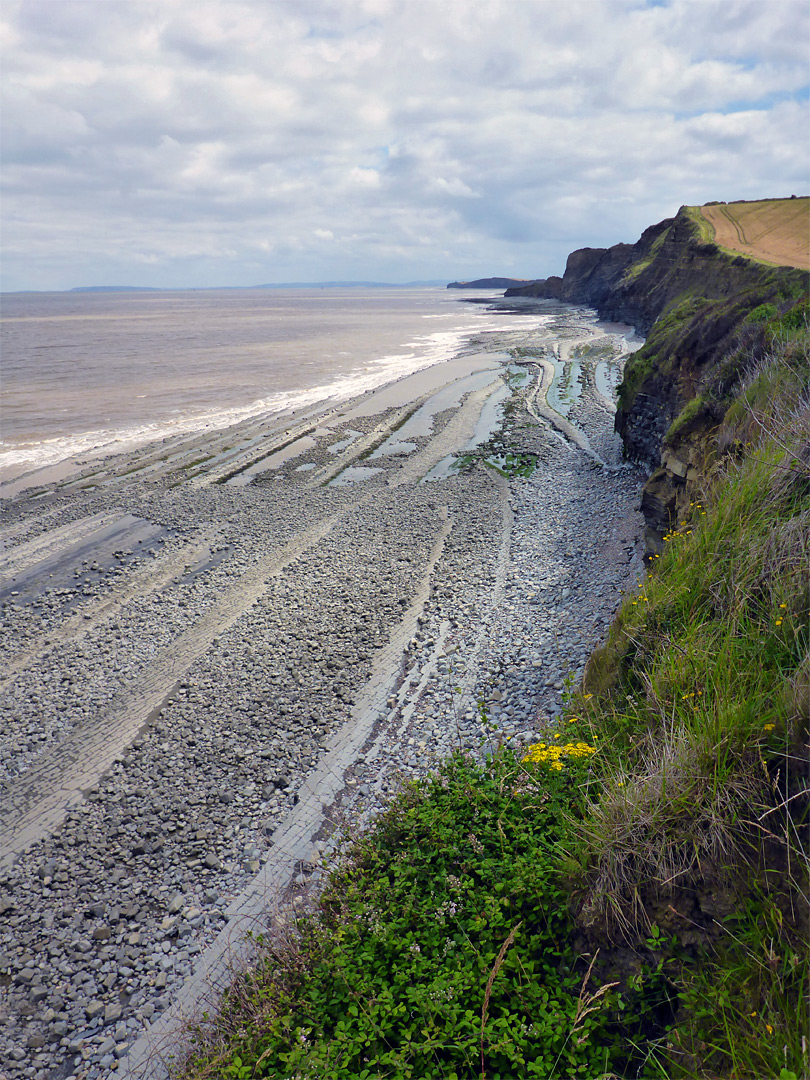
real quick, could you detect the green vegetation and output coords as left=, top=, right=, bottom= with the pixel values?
left=580, top=352, right=809, bottom=1078
left=665, top=394, right=707, bottom=441
left=683, top=206, right=717, bottom=245
left=617, top=294, right=707, bottom=413
left=746, top=302, right=779, bottom=323
left=180, top=743, right=673, bottom=1079
left=482, top=451, right=537, bottom=478
left=622, top=225, right=672, bottom=283
left=449, top=449, right=537, bottom=479
left=178, top=332, right=808, bottom=1080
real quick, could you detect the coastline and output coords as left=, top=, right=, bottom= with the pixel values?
left=0, top=306, right=645, bottom=1077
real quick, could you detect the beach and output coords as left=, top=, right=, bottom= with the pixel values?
left=0, top=299, right=645, bottom=1078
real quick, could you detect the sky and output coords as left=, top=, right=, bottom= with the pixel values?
left=1, top=0, right=808, bottom=292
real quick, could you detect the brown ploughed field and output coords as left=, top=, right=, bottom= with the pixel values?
left=698, top=197, right=809, bottom=269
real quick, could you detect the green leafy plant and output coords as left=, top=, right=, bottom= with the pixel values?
left=181, top=749, right=662, bottom=1079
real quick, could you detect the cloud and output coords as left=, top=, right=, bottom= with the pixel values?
left=1, top=0, right=808, bottom=290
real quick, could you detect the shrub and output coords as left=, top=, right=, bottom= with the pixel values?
left=181, top=748, right=670, bottom=1079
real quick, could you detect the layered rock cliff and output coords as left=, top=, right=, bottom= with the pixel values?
left=509, top=205, right=809, bottom=553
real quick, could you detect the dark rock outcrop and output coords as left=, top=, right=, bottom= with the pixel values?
left=447, top=277, right=537, bottom=289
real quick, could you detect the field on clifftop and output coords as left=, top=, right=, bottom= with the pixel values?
left=696, top=198, right=810, bottom=270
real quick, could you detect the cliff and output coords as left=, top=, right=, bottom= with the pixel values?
left=175, top=205, right=809, bottom=1080
left=510, top=203, right=809, bottom=552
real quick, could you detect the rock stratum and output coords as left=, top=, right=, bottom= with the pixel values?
left=507, top=198, right=810, bottom=551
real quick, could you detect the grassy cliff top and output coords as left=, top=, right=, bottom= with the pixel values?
left=693, top=197, right=809, bottom=270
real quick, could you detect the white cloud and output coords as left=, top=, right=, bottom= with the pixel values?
left=1, top=0, right=808, bottom=290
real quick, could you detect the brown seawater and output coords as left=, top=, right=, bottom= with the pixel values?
left=1, top=286, right=534, bottom=481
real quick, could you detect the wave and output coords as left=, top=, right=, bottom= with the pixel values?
left=0, top=302, right=559, bottom=483
left=0, top=324, right=483, bottom=479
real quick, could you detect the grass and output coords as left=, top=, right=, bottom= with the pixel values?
left=622, top=225, right=672, bottom=283
left=176, top=333, right=809, bottom=1080
left=684, top=206, right=717, bottom=245
left=579, top=332, right=810, bottom=1077
left=617, top=293, right=707, bottom=414
left=665, top=394, right=708, bottom=441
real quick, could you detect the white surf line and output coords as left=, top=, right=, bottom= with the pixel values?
left=0, top=499, right=373, bottom=871
left=117, top=507, right=453, bottom=1080
left=187, top=372, right=435, bottom=489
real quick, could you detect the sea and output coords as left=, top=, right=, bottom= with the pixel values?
left=0, top=286, right=544, bottom=484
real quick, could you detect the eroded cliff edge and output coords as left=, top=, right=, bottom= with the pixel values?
left=507, top=203, right=809, bottom=553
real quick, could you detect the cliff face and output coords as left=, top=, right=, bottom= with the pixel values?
left=510, top=206, right=809, bottom=553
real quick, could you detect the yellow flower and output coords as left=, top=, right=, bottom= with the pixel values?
left=763, top=724, right=775, bottom=732
left=765, top=1023, right=773, bottom=1035
left=521, top=740, right=597, bottom=768
left=780, top=603, right=787, bottom=609
left=775, top=619, right=783, bottom=626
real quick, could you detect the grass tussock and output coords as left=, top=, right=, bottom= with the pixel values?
left=177, top=334, right=809, bottom=1080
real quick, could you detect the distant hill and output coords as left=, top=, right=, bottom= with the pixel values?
left=70, top=286, right=162, bottom=292
left=252, top=280, right=448, bottom=289
left=447, top=277, right=537, bottom=289
left=68, top=281, right=448, bottom=293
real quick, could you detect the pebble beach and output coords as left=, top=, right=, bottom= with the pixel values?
left=0, top=301, right=645, bottom=1078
